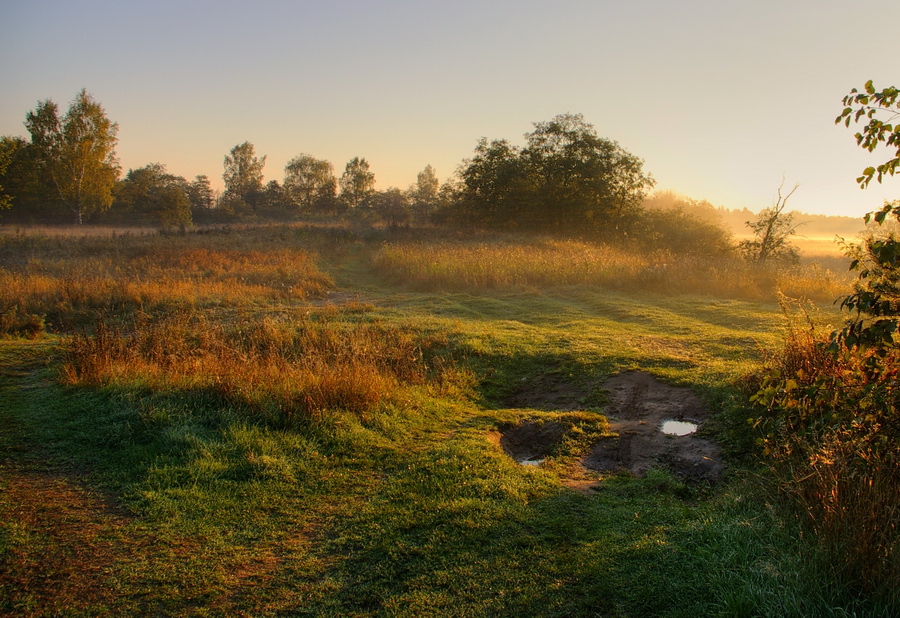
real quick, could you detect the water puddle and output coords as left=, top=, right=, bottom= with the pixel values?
left=520, top=458, right=545, bottom=467
left=660, top=420, right=698, bottom=436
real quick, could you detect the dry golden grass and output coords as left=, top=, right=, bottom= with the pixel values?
left=61, top=312, right=468, bottom=425
left=373, top=239, right=851, bottom=302
left=0, top=229, right=335, bottom=333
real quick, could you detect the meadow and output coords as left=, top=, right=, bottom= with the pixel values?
left=0, top=223, right=892, bottom=616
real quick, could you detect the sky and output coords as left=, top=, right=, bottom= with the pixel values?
left=1, top=0, right=897, bottom=218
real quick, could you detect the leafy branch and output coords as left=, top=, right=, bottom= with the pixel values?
left=835, top=80, right=900, bottom=188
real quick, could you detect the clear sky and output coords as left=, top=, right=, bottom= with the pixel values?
left=1, top=0, right=897, bottom=217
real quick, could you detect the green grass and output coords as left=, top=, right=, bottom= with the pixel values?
left=1, top=224, right=888, bottom=616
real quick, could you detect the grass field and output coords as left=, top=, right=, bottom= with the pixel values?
left=0, top=224, right=889, bottom=616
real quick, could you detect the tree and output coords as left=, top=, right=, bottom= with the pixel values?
left=0, top=136, right=21, bottom=211
left=24, top=89, right=120, bottom=224
left=522, top=113, right=653, bottom=230
left=457, top=137, right=527, bottom=227
left=738, top=181, right=801, bottom=265
left=836, top=80, right=899, bottom=188
left=832, top=83, right=900, bottom=352
left=259, top=180, right=296, bottom=216
left=283, top=154, right=337, bottom=212
left=187, top=175, right=216, bottom=212
left=223, top=141, right=266, bottom=207
left=339, top=157, right=375, bottom=209
left=407, top=164, right=440, bottom=223
left=409, top=164, right=439, bottom=204
left=0, top=136, right=48, bottom=222
left=454, top=114, right=654, bottom=234
left=112, top=163, right=191, bottom=227
left=371, top=188, right=411, bottom=228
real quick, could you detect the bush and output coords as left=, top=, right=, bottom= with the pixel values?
left=747, top=204, right=900, bottom=601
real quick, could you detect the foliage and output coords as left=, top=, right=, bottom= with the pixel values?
left=835, top=200, right=900, bottom=353
left=370, top=187, right=411, bottom=228
left=453, top=113, right=654, bottom=235
left=636, top=203, right=734, bottom=257
left=24, top=89, right=120, bottom=224
left=186, top=174, right=216, bottom=211
left=0, top=137, right=17, bottom=211
left=111, top=163, right=192, bottom=228
left=738, top=182, right=801, bottom=265
left=223, top=141, right=266, bottom=206
left=408, top=164, right=441, bottom=223
left=410, top=164, right=439, bottom=205
left=283, top=154, right=337, bottom=213
left=836, top=80, right=899, bottom=188
left=748, top=299, right=899, bottom=600
left=339, top=157, right=375, bottom=209
left=746, top=85, right=900, bottom=600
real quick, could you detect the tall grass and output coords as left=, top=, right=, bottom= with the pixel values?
left=374, top=239, right=850, bottom=301
left=0, top=228, right=336, bottom=333
left=748, top=304, right=900, bottom=603
left=62, top=311, right=469, bottom=426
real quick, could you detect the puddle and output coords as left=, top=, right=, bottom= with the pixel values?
left=520, top=458, right=544, bottom=467
left=660, top=420, right=698, bottom=436
left=581, top=372, right=723, bottom=482
left=488, top=371, right=724, bottom=484
left=491, top=421, right=566, bottom=466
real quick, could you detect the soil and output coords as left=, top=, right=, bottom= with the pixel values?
left=582, top=371, right=722, bottom=481
left=492, top=421, right=567, bottom=464
left=504, top=373, right=589, bottom=411
left=494, top=370, right=722, bottom=483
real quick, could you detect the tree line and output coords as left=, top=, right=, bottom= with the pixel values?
left=0, top=90, right=662, bottom=237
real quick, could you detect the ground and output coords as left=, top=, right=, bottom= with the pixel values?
left=492, top=369, right=723, bottom=489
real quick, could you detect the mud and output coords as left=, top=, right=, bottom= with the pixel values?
left=493, top=370, right=723, bottom=482
left=493, top=420, right=567, bottom=465
left=581, top=371, right=722, bottom=481
left=504, top=372, right=589, bottom=411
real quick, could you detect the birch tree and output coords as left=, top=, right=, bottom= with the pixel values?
left=25, top=89, right=119, bottom=224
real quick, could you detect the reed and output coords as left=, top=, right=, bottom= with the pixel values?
left=373, top=238, right=850, bottom=301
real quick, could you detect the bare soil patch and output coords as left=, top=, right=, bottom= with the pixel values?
left=582, top=371, right=722, bottom=481
left=492, top=370, right=723, bottom=483
left=503, top=371, right=589, bottom=411
left=492, top=420, right=568, bottom=464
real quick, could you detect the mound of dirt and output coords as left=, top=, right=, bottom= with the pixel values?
left=493, top=421, right=567, bottom=464
left=582, top=371, right=722, bottom=481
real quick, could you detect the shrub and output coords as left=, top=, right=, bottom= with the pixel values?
left=748, top=204, right=900, bottom=601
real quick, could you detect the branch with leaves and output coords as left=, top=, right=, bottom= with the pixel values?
left=836, top=80, right=899, bottom=188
